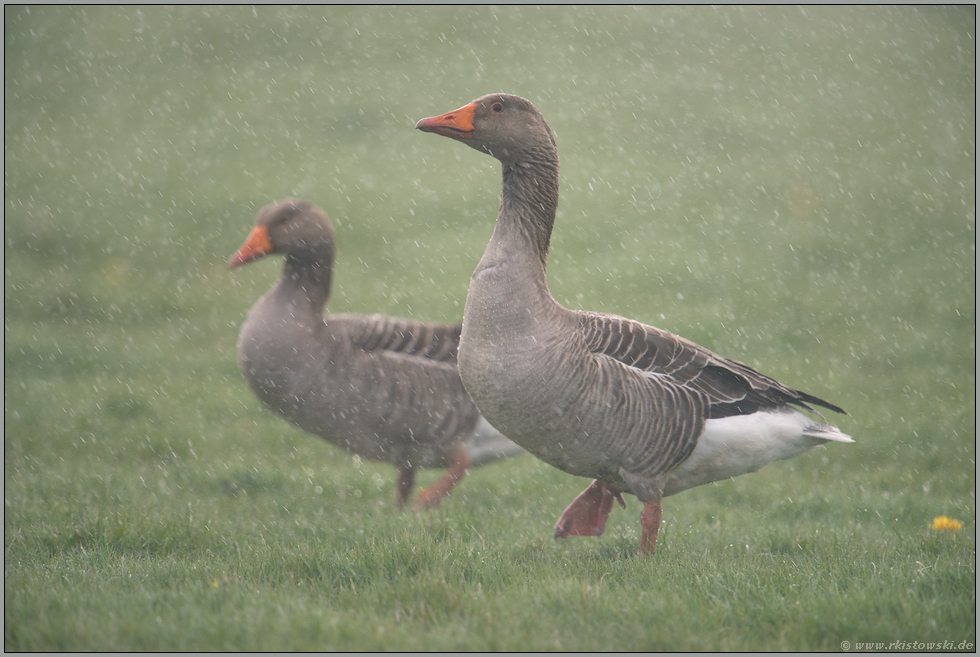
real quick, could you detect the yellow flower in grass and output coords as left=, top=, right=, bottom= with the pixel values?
left=929, top=516, right=963, bottom=532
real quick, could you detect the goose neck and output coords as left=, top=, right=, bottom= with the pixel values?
left=278, top=254, right=332, bottom=316
left=496, top=155, right=560, bottom=267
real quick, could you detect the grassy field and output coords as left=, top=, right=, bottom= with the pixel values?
left=5, top=6, right=975, bottom=651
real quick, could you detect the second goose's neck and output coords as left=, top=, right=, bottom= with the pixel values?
left=275, top=253, right=332, bottom=317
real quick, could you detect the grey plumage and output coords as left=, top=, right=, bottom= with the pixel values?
left=417, top=94, right=851, bottom=554
left=230, top=199, right=522, bottom=508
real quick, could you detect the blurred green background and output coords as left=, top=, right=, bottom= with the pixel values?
left=5, top=6, right=975, bottom=651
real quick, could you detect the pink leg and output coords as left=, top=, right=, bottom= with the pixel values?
left=396, top=466, right=416, bottom=507
left=638, top=501, right=663, bottom=556
left=412, top=448, right=470, bottom=511
left=554, top=479, right=626, bottom=539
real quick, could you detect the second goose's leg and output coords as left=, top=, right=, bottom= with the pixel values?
left=396, top=466, right=416, bottom=507
left=413, top=448, right=470, bottom=511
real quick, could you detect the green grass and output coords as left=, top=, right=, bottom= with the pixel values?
left=5, top=5, right=975, bottom=651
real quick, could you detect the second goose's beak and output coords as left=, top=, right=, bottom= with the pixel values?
left=229, top=225, right=274, bottom=269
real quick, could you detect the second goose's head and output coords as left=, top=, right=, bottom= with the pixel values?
left=229, top=199, right=335, bottom=270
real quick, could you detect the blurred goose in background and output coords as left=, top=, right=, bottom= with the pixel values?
left=229, top=199, right=523, bottom=510
left=416, top=94, right=852, bottom=555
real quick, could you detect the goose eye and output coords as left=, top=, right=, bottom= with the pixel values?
left=490, top=102, right=503, bottom=113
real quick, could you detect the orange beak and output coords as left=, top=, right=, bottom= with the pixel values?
left=228, top=225, right=274, bottom=269
left=415, top=102, right=476, bottom=139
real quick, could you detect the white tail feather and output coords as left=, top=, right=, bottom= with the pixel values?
left=461, top=417, right=526, bottom=467
left=662, top=407, right=852, bottom=497
left=803, top=423, right=853, bottom=443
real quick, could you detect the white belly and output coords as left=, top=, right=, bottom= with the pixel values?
left=662, top=407, right=852, bottom=497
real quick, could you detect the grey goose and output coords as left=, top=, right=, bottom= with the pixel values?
left=416, top=94, right=852, bottom=556
left=229, top=199, right=523, bottom=510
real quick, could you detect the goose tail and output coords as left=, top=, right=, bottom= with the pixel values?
left=803, top=423, right=854, bottom=443
left=462, top=417, right=527, bottom=467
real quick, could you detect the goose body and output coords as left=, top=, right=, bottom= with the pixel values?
left=230, top=199, right=522, bottom=509
left=417, top=94, right=851, bottom=554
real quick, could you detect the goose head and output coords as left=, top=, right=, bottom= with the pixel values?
left=416, top=93, right=556, bottom=166
left=229, top=199, right=336, bottom=270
